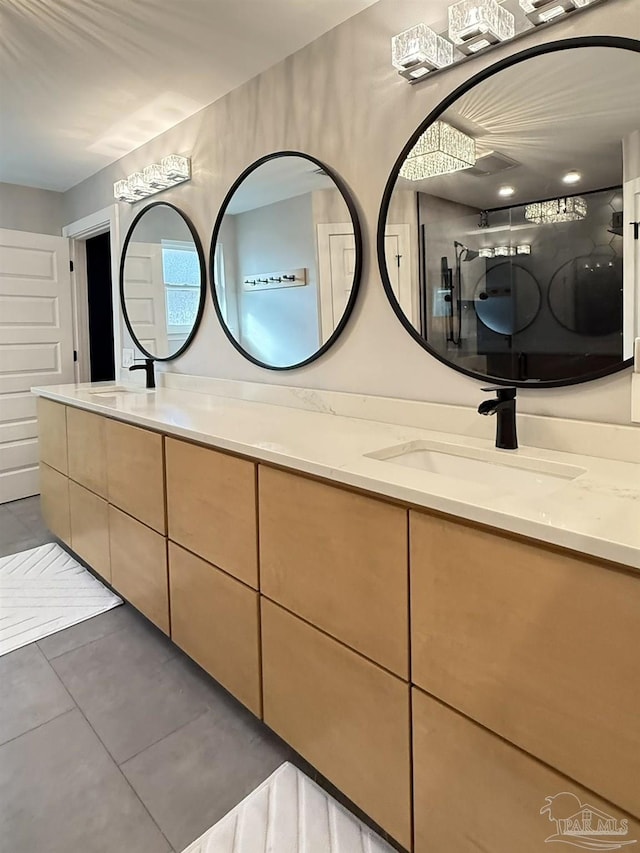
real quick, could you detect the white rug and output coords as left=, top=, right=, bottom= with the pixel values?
left=182, top=762, right=396, bottom=853
left=0, top=542, right=122, bottom=656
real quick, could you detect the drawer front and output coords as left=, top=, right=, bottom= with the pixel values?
left=109, top=506, right=168, bottom=633
left=66, top=407, right=108, bottom=497
left=169, top=543, right=261, bottom=716
left=411, top=510, right=640, bottom=818
left=260, top=466, right=409, bottom=677
left=37, top=398, right=67, bottom=474
left=106, top=419, right=165, bottom=534
left=69, top=481, right=110, bottom=582
left=166, top=438, right=257, bottom=588
left=413, top=687, right=640, bottom=853
left=261, top=598, right=411, bottom=848
left=39, top=462, right=70, bottom=544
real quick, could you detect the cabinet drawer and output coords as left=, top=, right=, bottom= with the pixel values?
left=109, top=506, right=168, bottom=633
left=260, top=467, right=408, bottom=677
left=66, top=407, right=108, bottom=497
left=106, top=419, right=165, bottom=534
left=69, top=481, right=110, bottom=582
left=166, top=439, right=257, bottom=588
left=37, top=398, right=67, bottom=474
left=39, top=462, right=70, bottom=544
left=411, top=511, right=640, bottom=818
left=261, top=599, right=411, bottom=848
left=413, top=687, right=640, bottom=853
left=169, top=543, right=261, bottom=716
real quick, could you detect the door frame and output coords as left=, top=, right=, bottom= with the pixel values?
left=623, top=176, right=640, bottom=358
left=63, top=205, right=121, bottom=382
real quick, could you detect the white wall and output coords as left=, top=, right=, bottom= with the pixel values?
left=0, top=182, right=64, bottom=235
left=60, top=0, right=640, bottom=425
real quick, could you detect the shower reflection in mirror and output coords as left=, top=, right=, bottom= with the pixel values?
left=381, top=43, right=639, bottom=385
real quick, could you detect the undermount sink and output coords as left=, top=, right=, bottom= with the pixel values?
left=87, top=385, right=153, bottom=396
left=366, top=440, right=586, bottom=497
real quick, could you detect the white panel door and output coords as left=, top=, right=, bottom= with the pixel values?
left=384, top=226, right=414, bottom=324
left=0, top=228, right=74, bottom=503
left=123, top=242, right=167, bottom=357
left=317, top=223, right=356, bottom=343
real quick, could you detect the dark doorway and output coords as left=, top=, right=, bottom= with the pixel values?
left=86, top=232, right=115, bottom=382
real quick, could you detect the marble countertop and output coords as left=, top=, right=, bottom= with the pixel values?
left=33, top=381, right=640, bottom=571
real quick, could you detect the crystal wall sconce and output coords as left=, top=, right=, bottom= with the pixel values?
left=114, top=155, right=191, bottom=203
left=399, top=121, right=476, bottom=180
left=392, top=23, right=455, bottom=80
left=391, top=0, right=607, bottom=84
left=519, top=0, right=596, bottom=25
left=448, top=0, right=515, bottom=55
left=479, top=244, right=532, bottom=257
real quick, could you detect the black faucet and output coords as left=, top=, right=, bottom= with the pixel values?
left=478, top=387, right=518, bottom=450
left=129, top=358, right=156, bottom=389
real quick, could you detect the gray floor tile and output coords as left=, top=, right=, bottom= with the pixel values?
left=38, top=603, right=143, bottom=660
left=0, top=511, right=32, bottom=547
left=0, top=644, right=75, bottom=745
left=0, top=709, right=172, bottom=853
left=50, top=622, right=212, bottom=764
left=121, top=703, right=291, bottom=851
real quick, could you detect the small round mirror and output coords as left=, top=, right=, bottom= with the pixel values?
left=209, top=151, right=362, bottom=369
left=120, top=202, right=206, bottom=361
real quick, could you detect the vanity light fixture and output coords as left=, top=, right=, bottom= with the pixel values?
left=525, top=196, right=587, bottom=224
left=399, top=121, right=476, bottom=180
left=479, top=247, right=495, bottom=257
left=519, top=0, right=595, bottom=25
left=494, top=245, right=517, bottom=256
left=498, top=185, right=516, bottom=198
left=392, top=23, right=455, bottom=79
left=479, top=244, right=531, bottom=258
left=562, top=170, right=582, bottom=185
left=517, top=244, right=532, bottom=254
left=448, top=0, right=515, bottom=55
left=114, top=154, right=191, bottom=203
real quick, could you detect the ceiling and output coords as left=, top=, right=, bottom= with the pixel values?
left=0, top=0, right=377, bottom=192
left=395, top=46, right=640, bottom=210
left=225, top=155, right=337, bottom=214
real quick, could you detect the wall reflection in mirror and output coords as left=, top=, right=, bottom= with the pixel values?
left=210, top=153, right=362, bottom=369
left=121, top=202, right=205, bottom=360
left=381, top=44, right=639, bottom=385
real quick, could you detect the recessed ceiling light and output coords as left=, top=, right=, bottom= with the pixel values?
left=562, top=170, right=582, bottom=185
left=498, top=185, right=515, bottom=198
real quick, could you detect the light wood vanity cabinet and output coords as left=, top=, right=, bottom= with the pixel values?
left=412, top=687, right=640, bottom=853
left=108, top=505, right=169, bottom=634
left=66, top=407, right=108, bottom=497
left=69, top=481, right=110, bottom=582
left=39, top=462, right=70, bottom=544
left=259, top=466, right=409, bottom=677
left=105, top=419, right=166, bottom=534
left=165, top=438, right=258, bottom=588
left=37, top=397, right=639, bottom=852
left=169, top=543, right=261, bottom=716
left=37, top=398, right=67, bottom=474
left=261, top=598, right=412, bottom=849
left=411, top=510, right=640, bottom=820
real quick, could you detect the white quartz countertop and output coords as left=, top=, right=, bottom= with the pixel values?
left=33, top=382, right=640, bottom=571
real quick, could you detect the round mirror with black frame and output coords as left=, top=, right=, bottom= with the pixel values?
left=377, top=36, right=640, bottom=387
left=209, top=151, right=363, bottom=370
left=120, top=201, right=206, bottom=361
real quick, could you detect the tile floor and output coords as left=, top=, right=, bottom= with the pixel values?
left=0, top=496, right=404, bottom=853
left=0, top=496, right=291, bottom=852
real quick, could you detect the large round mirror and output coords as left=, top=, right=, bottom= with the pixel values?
left=209, top=151, right=362, bottom=369
left=378, top=38, right=639, bottom=386
left=120, top=202, right=206, bottom=361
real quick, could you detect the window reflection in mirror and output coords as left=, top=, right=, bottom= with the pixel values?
left=121, top=202, right=205, bottom=361
left=380, top=43, right=639, bottom=385
left=210, top=153, right=362, bottom=369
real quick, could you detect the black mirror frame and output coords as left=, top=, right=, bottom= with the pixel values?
left=208, top=150, right=364, bottom=371
left=119, top=200, right=207, bottom=362
left=376, top=35, right=639, bottom=389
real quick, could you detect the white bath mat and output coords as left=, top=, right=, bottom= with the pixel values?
left=0, top=542, right=122, bottom=656
left=181, top=762, right=396, bottom=853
